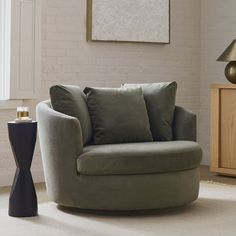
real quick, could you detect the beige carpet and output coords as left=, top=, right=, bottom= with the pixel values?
left=1, top=181, right=236, bottom=236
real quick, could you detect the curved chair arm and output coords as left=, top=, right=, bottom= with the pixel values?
left=172, top=106, right=197, bottom=142
left=36, top=101, right=83, bottom=201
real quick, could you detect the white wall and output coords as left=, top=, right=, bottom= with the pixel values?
left=200, top=0, right=236, bottom=164
left=0, top=0, right=201, bottom=186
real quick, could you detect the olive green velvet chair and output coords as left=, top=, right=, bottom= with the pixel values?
left=36, top=100, right=202, bottom=211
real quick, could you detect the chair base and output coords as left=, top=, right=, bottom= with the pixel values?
left=47, top=168, right=200, bottom=211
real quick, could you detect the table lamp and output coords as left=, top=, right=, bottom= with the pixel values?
left=217, top=39, right=236, bottom=84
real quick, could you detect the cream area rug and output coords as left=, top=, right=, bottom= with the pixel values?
left=1, top=181, right=236, bottom=236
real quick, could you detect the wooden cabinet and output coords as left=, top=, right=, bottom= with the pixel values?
left=211, top=84, right=236, bottom=176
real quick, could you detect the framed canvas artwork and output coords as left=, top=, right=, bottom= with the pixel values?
left=87, top=0, right=170, bottom=44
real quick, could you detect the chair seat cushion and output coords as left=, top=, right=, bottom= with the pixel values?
left=77, top=141, right=202, bottom=176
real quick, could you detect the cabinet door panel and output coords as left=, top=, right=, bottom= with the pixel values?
left=220, top=89, right=236, bottom=169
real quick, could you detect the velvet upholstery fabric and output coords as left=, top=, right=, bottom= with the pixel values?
left=173, top=106, right=197, bottom=141
left=36, top=101, right=83, bottom=203
left=50, top=85, right=92, bottom=145
left=36, top=101, right=201, bottom=211
left=78, top=141, right=202, bottom=175
left=122, top=82, right=177, bottom=141
left=84, top=87, right=153, bottom=144
left=61, top=168, right=200, bottom=210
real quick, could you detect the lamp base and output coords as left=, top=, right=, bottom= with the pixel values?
left=225, top=61, right=236, bottom=84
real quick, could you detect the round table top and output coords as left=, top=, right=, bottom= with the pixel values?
left=8, top=120, right=37, bottom=124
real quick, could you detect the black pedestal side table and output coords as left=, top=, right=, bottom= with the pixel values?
left=8, top=121, right=38, bottom=217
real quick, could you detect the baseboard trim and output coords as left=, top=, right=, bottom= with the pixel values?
left=0, top=169, right=45, bottom=187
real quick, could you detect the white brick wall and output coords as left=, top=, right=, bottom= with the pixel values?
left=0, top=0, right=201, bottom=186
left=200, top=0, right=236, bottom=164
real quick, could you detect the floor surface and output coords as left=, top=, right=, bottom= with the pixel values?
left=1, top=180, right=236, bottom=236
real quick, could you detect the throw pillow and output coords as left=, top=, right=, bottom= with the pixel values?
left=50, top=85, right=92, bottom=145
left=122, top=82, right=177, bottom=141
left=84, top=87, right=153, bottom=145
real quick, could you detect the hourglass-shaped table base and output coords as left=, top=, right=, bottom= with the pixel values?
left=8, top=121, right=38, bottom=217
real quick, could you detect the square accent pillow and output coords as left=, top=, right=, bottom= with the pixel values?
left=50, top=85, right=92, bottom=145
left=84, top=87, right=153, bottom=145
left=122, top=82, right=177, bottom=141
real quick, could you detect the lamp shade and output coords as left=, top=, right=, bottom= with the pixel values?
left=217, top=39, right=236, bottom=62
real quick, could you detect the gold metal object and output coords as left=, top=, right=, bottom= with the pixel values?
left=224, top=61, right=236, bottom=84
left=217, top=40, right=236, bottom=83
left=17, top=111, right=29, bottom=118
